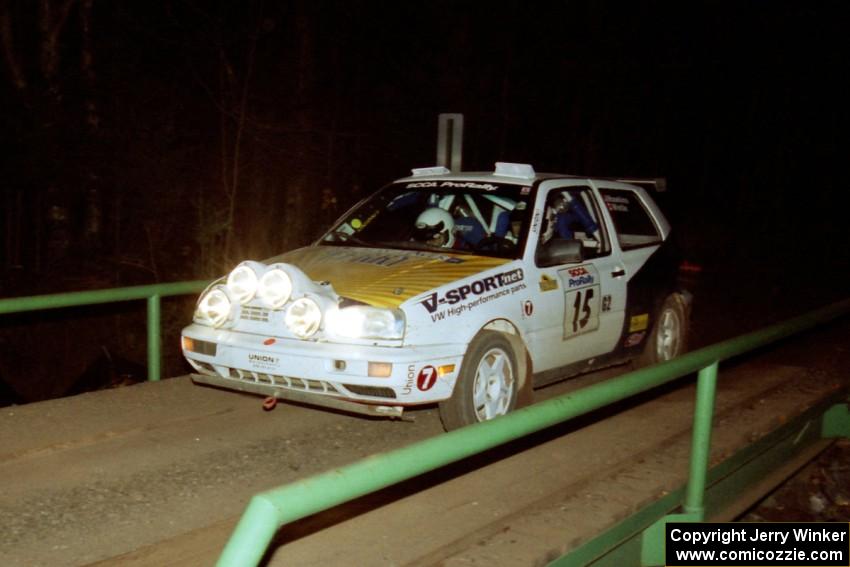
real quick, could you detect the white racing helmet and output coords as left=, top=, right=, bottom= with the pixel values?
left=413, top=207, right=455, bottom=247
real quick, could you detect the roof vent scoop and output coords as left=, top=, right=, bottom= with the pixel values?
left=411, top=166, right=451, bottom=177
left=494, top=162, right=535, bottom=179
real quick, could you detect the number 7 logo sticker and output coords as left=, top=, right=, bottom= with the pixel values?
left=417, top=366, right=437, bottom=391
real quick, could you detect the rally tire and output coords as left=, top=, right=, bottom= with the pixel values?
left=638, top=293, right=688, bottom=367
left=439, top=331, right=518, bottom=431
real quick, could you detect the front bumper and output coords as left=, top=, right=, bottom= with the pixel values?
left=190, top=373, right=408, bottom=418
left=181, top=323, right=466, bottom=411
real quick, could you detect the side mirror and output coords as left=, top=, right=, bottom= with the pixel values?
left=536, top=239, right=584, bottom=267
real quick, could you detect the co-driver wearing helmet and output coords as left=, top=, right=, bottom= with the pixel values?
left=542, top=191, right=600, bottom=244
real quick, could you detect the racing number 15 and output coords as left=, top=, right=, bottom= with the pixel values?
left=572, top=288, right=594, bottom=332
left=564, top=285, right=600, bottom=338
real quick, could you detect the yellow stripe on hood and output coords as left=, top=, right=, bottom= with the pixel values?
left=271, top=246, right=509, bottom=308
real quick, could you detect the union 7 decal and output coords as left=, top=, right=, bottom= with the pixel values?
left=417, top=366, right=438, bottom=391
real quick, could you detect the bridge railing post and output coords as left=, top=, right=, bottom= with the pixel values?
left=822, top=403, right=850, bottom=438
left=147, top=294, right=162, bottom=382
left=684, top=360, right=718, bottom=516
left=640, top=361, right=718, bottom=566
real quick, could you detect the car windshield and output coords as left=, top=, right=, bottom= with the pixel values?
left=319, top=180, right=534, bottom=258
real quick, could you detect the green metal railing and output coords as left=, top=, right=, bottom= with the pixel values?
left=218, top=298, right=850, bottom=567
left=0, top=280, right=209, bottom=381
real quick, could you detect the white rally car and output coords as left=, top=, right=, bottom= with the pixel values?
left=182, top=163, right=690, bottom=430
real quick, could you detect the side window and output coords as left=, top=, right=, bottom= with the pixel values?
left=598, top=189, right=661, bottom=249
left=536, top=186, right=609, bottom=262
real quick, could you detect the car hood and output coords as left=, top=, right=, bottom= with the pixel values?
left=269, top=246, right=510, bottom=308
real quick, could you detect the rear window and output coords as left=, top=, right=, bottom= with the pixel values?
left=598, top=189, right=661, bottom=249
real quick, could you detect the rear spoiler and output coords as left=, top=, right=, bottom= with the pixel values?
left=615, top=177, right=667, bottom=193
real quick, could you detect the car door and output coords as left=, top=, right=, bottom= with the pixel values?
left=524, top=180, right=627, bottom=372
left=591, top=180, right=670, bottom=347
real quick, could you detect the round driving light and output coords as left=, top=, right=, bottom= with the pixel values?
left=285, top=297, right=321, bottom=338
left=227, top=265, right=258, bottom=304
left=197, top=288, right=232, bottom=328
left=258, top=268, right=293, bottom=308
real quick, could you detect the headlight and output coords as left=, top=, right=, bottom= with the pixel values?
left=258, top=267, right=292, bottom=308
left=194, top=287, right=232, bottom=328
left=227, top=264, right=258, bottom=304
left=285, top=297, right=321, bottom=338
left=325, top=306, right=405, bottom=340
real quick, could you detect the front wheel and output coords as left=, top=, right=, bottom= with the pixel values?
left=439, top=331, right=518, bottom=431
left=639, top=293, right=689, bottom=366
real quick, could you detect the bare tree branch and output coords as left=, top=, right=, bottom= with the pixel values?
left=39, top=0, right=77, bottom=85
left=0, top=2, right=27, bottom=91
left=223, top=23, right=259, bottom=264
left=80, top=0, right=98, bottom=129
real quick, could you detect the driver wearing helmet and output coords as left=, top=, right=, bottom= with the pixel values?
left=412, top=207, right=456, bottom=248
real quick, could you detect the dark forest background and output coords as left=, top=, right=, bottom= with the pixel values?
left=1, top=1, right=847, bottom=403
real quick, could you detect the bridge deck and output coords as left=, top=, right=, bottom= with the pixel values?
left=1, top=318, right=847, bottom=566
